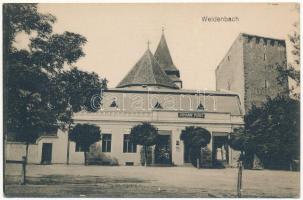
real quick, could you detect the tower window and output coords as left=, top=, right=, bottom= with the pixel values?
left=227, top=81, right=231, bottom=90
left=227, top=56, right=230, bottom=61
left=264, top=53, right=267, bottom=61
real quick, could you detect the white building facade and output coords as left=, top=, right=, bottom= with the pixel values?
left=6, top=31, right=244, bottom=167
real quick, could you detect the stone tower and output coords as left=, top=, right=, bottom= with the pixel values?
left=216, top=33, right=289, bottom=113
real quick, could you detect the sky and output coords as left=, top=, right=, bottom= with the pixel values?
left=15, top=3, right=299, bottom=90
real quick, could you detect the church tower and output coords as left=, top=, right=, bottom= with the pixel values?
left=116, top=45, right=178, bottom=89
left=154, top=29, right=183, bottom=88
left=117, top=29, right=182, bottom=90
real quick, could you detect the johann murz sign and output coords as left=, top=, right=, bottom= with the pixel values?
left=178, top=112, right=205, bottom=118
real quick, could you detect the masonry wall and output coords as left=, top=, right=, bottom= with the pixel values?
left=74, top=109, right=243, bottom=167
left=5, top=142, right=39, bottom=163
left=6, top=116, right=241, bottom=167
left=242, top=34, right=288, bottom=110
left=216, top=34, right=245, bottom=112
left=216, top=33, right=289, bottom=113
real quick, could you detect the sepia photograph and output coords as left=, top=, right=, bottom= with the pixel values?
left=2, top=2, right=301, bottom=198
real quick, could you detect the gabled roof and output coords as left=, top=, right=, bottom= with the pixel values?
left=154, top=33, right=179, bottom=73
left=117, top=49, right=178, bottom=89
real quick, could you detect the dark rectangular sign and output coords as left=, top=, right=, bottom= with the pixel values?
left=178, top=112, right=205, bottom=118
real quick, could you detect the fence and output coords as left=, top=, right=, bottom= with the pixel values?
left=6, top=156, right=27, bottom=185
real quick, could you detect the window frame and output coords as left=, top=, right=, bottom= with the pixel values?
left=123, top=134, right=137, bottom=153
left=265, top=80, right=268, bottom=89
left=264, top=53, right=267, bottom=61
left=75, top=142, right=85, bottom=152
left=102, top=134, right=112, bottom=152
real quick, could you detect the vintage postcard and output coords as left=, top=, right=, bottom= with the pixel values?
left=3, top=2, right=300, bottom=198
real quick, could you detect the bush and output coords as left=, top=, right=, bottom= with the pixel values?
left=200, top=147, right=212, bottom=168
left=87, top=143, right=119, bottom=166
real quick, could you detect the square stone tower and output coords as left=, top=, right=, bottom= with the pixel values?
left=215, top=33, right=289, bottom=113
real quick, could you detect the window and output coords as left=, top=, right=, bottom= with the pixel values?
left=154, top=101, right=163, bottom=109
left=125, top=162, right=134, bottom=166
left=264, top=80, right=268, bottom=89
left=110, top=100, right=118, bottom=108
left=75, top=142, right=85, bottom=152
left=197, top=102, right=204, bottom=110
left=264, top=53, right=267, bottom=61
left=227, top=81, right=231, bottom=90
left=227, top=56, right=230, bottom=61
left=123, top=134, right=137, bottom=153
left=102, top=134, right=112, bottom=152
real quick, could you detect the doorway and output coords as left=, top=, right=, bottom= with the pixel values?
left=184, top=143, right=191, bottom=163
left=155, top=135, right=172, bottom=164
left=41, top=143, right=52, bottom=164
left=212, top=136, right=229, bottom=168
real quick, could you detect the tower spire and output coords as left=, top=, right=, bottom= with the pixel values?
left=154, top=26, right=182, bottom=88
left=147, top=40, right=150, bottom=50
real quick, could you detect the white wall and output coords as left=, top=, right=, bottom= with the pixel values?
left=5, top=130, right=69, bottom=164
left=5, top=111, right=242, bottom=166
left=5, top=142, right=39, bottom=163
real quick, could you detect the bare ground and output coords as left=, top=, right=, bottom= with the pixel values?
left=4, top=164, right=300, bottom=198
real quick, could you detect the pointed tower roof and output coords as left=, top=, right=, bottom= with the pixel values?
left=154, top=30, right=182, bottom=86
left=154, top=31, right=179, bottom=73
left=117, top=49, right=178, bottom=89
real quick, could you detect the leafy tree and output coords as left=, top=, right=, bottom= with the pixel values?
left=129, top=122, right=158, bottom=166
left=3, top=4, right=107, bottom=164
left=4, top=4, right=56, bottom=161
left=276, top=22, right=300, bottom=99
left=180, top=126, right=195, bottom=146
left=54, top=67, right=107, bottom=114
left=228, top=128, right=247, bottom=156
left=228, top=127, right=255, bottom=168
left=29, top=31, right=87, bottom=74
left=244, top=95, right=300, bottom=170
left=180, top=126, right=211, bottom=168
left=69, top=123, right=101, bottom=165
left=53, top=67, right=107, bottom=164
left=3, top=4, right=56, bottom=55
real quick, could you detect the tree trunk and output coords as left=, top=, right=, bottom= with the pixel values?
left=22, top=156, right=26, bottom=185
left=66, top=124, right=71, bottom=165
left=289, top=161, right=293, bottom=171
left=23, top=143, right=29, bottom=185
left=237, top=160, right=243, bottom=197
left=197, top=148, right=200, bottom=169
left=66, top=139, right=70, bottom=165
left=200, top=147, right=203, bottom=167
left=144, top=146, right=147, bottom=167
left=240, top=150, right=243, bottom=162
left=84, top=151, right=87, bottom=165
left=25, top=142, right=29, bottom=163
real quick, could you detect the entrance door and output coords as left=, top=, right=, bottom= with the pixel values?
left=155, top=135, right=171, bottom=164
left=41, top=143, right=52, bottom=164
left=212, top=136, right=229, bottom=167
left=184, top=143, right=191, bottom=163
